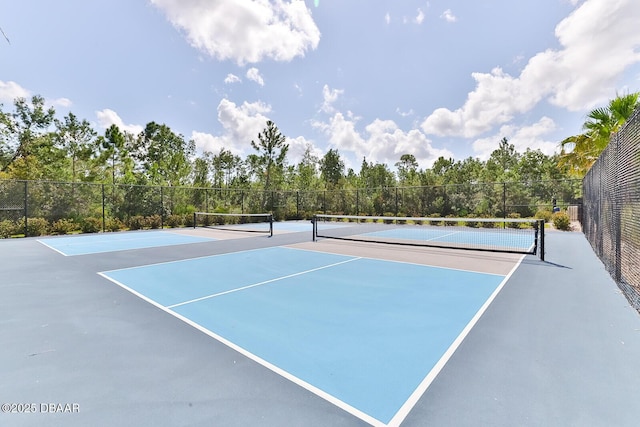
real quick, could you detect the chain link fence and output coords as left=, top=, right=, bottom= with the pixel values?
left=583, top=107, right=640, bottom=312
left=0, top=178, right=581, bottom=237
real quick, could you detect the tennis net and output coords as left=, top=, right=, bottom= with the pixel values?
left=193, top=212, right=273, bottom=236
left=312, top=214, right=544, bottom=259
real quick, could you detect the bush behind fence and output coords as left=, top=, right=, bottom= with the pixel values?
left=0, top=179, right=582, bottom=236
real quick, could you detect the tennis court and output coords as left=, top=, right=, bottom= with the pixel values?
left=38, top=230, right=217, bottom=256
left=99, top=246, right=517, bottom=425
left=2, top=220, right=640, bottom=427
left=35, top=221, right=336, bottom=256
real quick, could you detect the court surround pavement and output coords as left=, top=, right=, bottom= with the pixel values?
left=1, top=225, right=639, bottom=426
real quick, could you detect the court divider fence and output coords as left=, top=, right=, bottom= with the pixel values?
left=583, top=107, right=640, bottom=313
left=0, top=179, right=582, bottom=238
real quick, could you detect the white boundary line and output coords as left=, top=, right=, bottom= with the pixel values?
left=386, top=254, right=526, bottom=427
left=97, top=271, right=385, bottom=427
left=99, top=246, right=276, bottom=273
left=36, top=239, right=70, bottom=256
left=167, top=257, right=360, bottom=308
left=37, top=231, right=215, bottom=256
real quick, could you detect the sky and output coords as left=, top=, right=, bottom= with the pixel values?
left=1, top=0, right=639, bottom=172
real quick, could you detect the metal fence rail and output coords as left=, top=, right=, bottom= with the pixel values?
left=583, top=107, right=640, bottom=312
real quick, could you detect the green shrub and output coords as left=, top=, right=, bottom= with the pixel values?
left=127, top=215, right=146, bottom=230
left=0, top=219, right=17, bottom=238
left=105, top=217, right=125, bottom=232
left=166, top=214, right=184, bottom=228
left=552, top=212, right=571, bottom=231
left=480, top=217, right=496, bottom=228
left=25, top=217, right=50, bottom=237
left=51, top=218, right=77, bottom=235
left=428, top=214, right=443, bottom=226
left=465, top=214, right=480, bottom=228
left=146, top=215, right=162, bottom=229
left=507, top=212, right=522, bottom=229
left=81, top=217, right=102, bottom=233
left=173, top=205, right=196, bottom=215
left=444, top=215, right=458, bottom=226
left=535, top=209, right=553, bottom=223
left=183, top=213, right=195, bottom=228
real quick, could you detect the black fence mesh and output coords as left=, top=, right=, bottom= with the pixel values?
left=0, top=178, right=581, bottom=236
left=0, top=180, right=26, bottom=236
left=583, top=107, right=640, bottom=312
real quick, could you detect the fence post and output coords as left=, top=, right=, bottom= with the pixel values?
left=443, top=185, right=448, bottom=216
left=23, top=180, right=28, bottom=237
left=102, top=183, right=105, bottom=233
left=395, top=187, right=399, bottom=216
left=613, top=134, right=622, bottom=283
left=160, top=186, right=164, bottom=229
left=502, top=182, right=507, bottom=218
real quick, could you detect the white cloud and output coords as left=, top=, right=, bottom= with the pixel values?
left=321, top=84, right=344, bottom=113
left=384, top=12, right=391, bottom=25
left=422, top=67, right=537, bottom=137
left=415, top=9, right=425, bottom=24
left=246, top=67, right=265, bottom=86
left=320, top=112, right=453, bottom=169
left=192, top=98, right=317, bottom=164
left=95, top=109, right=144, bottom=135
left=150, top=0, right=321, bottom=65
left=51, top=97, right=72, bottom=108
left=396, top=107, right=415, bottom=117
left=0, top=80, right=30, bottom=103
left=472, top=117, right=559, bottom=160
left=287, top=135, right=322, bottom=164
left=200, top=98, right=271, bottom=153
left=422, top=0, right=640, bottom=138
left=545, top=0, right=640, bottom=109
left=440, top=9, right=457, bottom=23
left=0, top=81, right=71, bottom=112
left=224, top=73, right=241, bottom=84
left=193, top=99, right=267, bottom=154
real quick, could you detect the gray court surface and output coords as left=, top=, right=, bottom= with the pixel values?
left=1, top=228, right=639, bottom=427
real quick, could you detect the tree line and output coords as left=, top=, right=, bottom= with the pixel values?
left=2, top=92, right=637, bottom=194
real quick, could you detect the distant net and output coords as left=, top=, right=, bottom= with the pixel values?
left=194, top=212, right=273, bottom=236
left=313, top=214, right=544, bottom=259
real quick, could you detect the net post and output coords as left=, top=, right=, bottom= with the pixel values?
left=539, top=219, right=545, bottom=261
left=269, top=213, right=274, bottom=237
left=193, top=212, right=196, bottom=229
left=312, top=215, right=317, bottom=242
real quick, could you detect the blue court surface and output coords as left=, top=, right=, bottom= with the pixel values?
left=364, top=227, right=535, bottom=252
left=38, top=231, right=216, bottom=256
left=100, top=246, right=511, bottom=425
